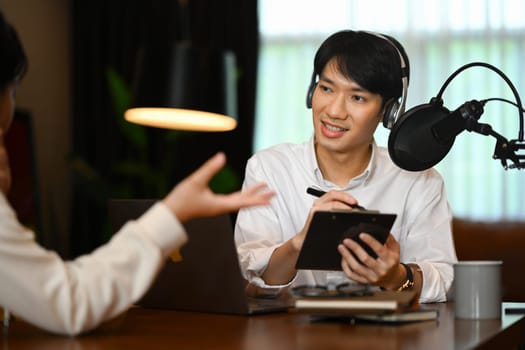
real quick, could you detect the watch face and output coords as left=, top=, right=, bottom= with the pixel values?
left=397, top=280, right=413, bottom=292
left=397, top=263, right=415, bottom=291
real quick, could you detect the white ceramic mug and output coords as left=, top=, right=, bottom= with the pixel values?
left=454, top=260, right=503, bottom=319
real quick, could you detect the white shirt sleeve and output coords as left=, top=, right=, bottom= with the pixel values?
left=235, top=154, right=294, bottom=294
left=0, top=194, right=187, bottom=335
left=396, top=169, right=456, bottom=303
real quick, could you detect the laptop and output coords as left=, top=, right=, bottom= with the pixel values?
left=108, top=199, right=290, bottom=315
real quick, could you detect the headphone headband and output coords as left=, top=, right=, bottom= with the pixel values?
left=364, top=32, right=409, bottom=129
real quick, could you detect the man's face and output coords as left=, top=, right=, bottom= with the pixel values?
left=311, top=58, right=384, bottom=157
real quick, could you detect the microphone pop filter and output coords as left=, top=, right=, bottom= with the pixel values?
left=388, top=102, right=454, bottom=171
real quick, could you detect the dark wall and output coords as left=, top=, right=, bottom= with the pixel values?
left=70, top=0, right=258, bottom=256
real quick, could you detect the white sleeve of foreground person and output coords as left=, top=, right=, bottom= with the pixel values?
left=0, top=196, right=187, bottom=336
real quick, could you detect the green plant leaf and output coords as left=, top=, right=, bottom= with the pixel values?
left=105, top=67, right=148, bottom=151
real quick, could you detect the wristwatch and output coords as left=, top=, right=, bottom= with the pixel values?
left=397, top=263, right=415, bottom=291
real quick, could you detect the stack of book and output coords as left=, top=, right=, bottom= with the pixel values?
left=293, top=289, right=438, bottom=323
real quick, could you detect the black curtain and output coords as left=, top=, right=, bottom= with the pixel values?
left=71, top=0, right=259, bottom=257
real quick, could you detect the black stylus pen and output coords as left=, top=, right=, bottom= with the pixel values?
left=306, top=187, right=366, bottom=210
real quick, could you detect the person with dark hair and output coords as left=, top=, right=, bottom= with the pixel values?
left=0, top=11, right=274, bottom=335
left=235, top=30, right=457, bottom=303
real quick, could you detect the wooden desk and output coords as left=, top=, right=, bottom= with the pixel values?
left=2, top=302, right=525, bottom=350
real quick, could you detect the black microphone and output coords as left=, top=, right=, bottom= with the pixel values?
left=387, top=99, right=484, bottom=171
left=387, top=62, right=525, bottom=171
left=432, top=100, right=484, bottom=141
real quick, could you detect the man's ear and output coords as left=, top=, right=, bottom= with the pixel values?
left=377, top=98, right=390, bottom=124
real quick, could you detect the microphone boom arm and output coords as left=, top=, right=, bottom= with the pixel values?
left=465, top=118, right=525, bottom=169
left=494, top=139, right=525, bottom=170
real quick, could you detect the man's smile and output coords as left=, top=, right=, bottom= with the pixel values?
left=321, top=121, right=349, bottom=137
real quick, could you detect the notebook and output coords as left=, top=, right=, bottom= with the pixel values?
left=108, top=199, right=290, bottom=315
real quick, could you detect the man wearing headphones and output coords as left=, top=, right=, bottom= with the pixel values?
left=234, top=30, right=457, bottom=303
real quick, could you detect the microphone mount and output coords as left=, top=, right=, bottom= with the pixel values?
left=462, top=115, right=525, bottom=169
left=434, top=62, right=525, bottom=170
left=492, top=136, right=525, bottom=170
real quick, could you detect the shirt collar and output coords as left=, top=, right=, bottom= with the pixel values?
left=309, top=137, right=377, bottom=190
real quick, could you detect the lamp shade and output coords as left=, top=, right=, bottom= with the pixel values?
left=125, top=42, right=238, bottom=131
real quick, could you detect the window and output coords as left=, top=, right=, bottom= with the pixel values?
left=255, top=0, right=525, bottom=220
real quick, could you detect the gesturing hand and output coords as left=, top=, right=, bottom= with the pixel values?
left=163, top=152, right=275, bottom=223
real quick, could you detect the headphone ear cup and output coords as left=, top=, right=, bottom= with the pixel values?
left=382, top=99, right=400, bottom=129
left=306, top=82, right=317, bottom=109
